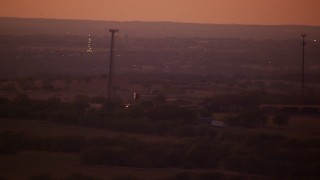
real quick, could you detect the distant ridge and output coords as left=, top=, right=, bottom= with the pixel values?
left=1, top=17, right=320, bottom=40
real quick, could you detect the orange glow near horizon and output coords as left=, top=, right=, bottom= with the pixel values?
left=1, top=0, right=320, bottom=26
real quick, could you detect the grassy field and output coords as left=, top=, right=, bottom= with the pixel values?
left=0, top=117, right=319, bottom=179
left=0, top=151, right=271, bottom=180
left=0, top=119, right=177, bottom=142
left=0, top=151, right=191, bottom=179
left=0, top=119, right=189, bottom=179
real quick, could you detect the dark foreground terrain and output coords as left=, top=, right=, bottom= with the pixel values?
left=0, top=93, right=319, bottom=179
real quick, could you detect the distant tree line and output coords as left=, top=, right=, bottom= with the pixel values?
left=0, top=92, right=308, bottom=133
left=203, top=91, right=320, bottom=108
left=0, top=94, right=220, bottom=137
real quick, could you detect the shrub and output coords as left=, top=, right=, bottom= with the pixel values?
left=81, top=147, right=130, bottom=166
left=184, top=141, right=221, bottom=168
left=273, top=113, right=289, bottom=128
left=0, top=131, right=23, bottom=155
left=225, top=108, right=267, bottom=127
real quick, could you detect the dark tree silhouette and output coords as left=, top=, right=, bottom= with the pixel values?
left=273, top=113, right=289, bottom=128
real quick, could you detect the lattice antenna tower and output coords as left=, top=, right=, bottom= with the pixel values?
left=87, top=34, right=93, bottom=53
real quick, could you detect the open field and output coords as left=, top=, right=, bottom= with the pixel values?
left=0, top=119, right=177, bottom=142
left=1, top=116, right=319, bottom=179
left=0, top=151, right=179, bottom=180
left=0, top=151, right=270, bottom=180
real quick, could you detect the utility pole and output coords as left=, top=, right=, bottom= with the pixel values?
left=300, top=34, right=306, bottom=100
left=107, top=29, right=119, bottom=105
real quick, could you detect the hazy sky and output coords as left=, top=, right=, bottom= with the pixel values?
left=1, top=0, right=320, bottom=25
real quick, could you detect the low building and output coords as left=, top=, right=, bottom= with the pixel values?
left=211, top=120, right=225, bottom=128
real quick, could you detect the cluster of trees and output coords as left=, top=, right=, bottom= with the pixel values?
left=0, top=92, right=296, bottom=135
left=204, top=91, right=320, bottom=108
left=0, top=94, right=65, bottom=121
left=224, top=108, right=267, bottom=127
left=272, top=113, right=290, bottom=128
left=221, top=108, right=289, bottom=128
left=0, top=94, right=217, bottom=137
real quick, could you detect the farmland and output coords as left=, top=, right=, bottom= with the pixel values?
left=1, top=113, right=319, bottom=179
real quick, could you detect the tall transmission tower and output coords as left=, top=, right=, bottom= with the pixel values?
left=107, top=29, right=119, bottom=105
left=300, top=34, right=306, bottom=99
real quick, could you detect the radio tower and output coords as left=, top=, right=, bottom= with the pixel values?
left=107, top=29, right=119, bottom=105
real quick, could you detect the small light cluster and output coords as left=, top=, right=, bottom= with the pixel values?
left=87, top=34, right=93, bottom=53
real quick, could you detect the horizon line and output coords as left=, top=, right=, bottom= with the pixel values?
left=1, top=16, right=320, bottom=27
